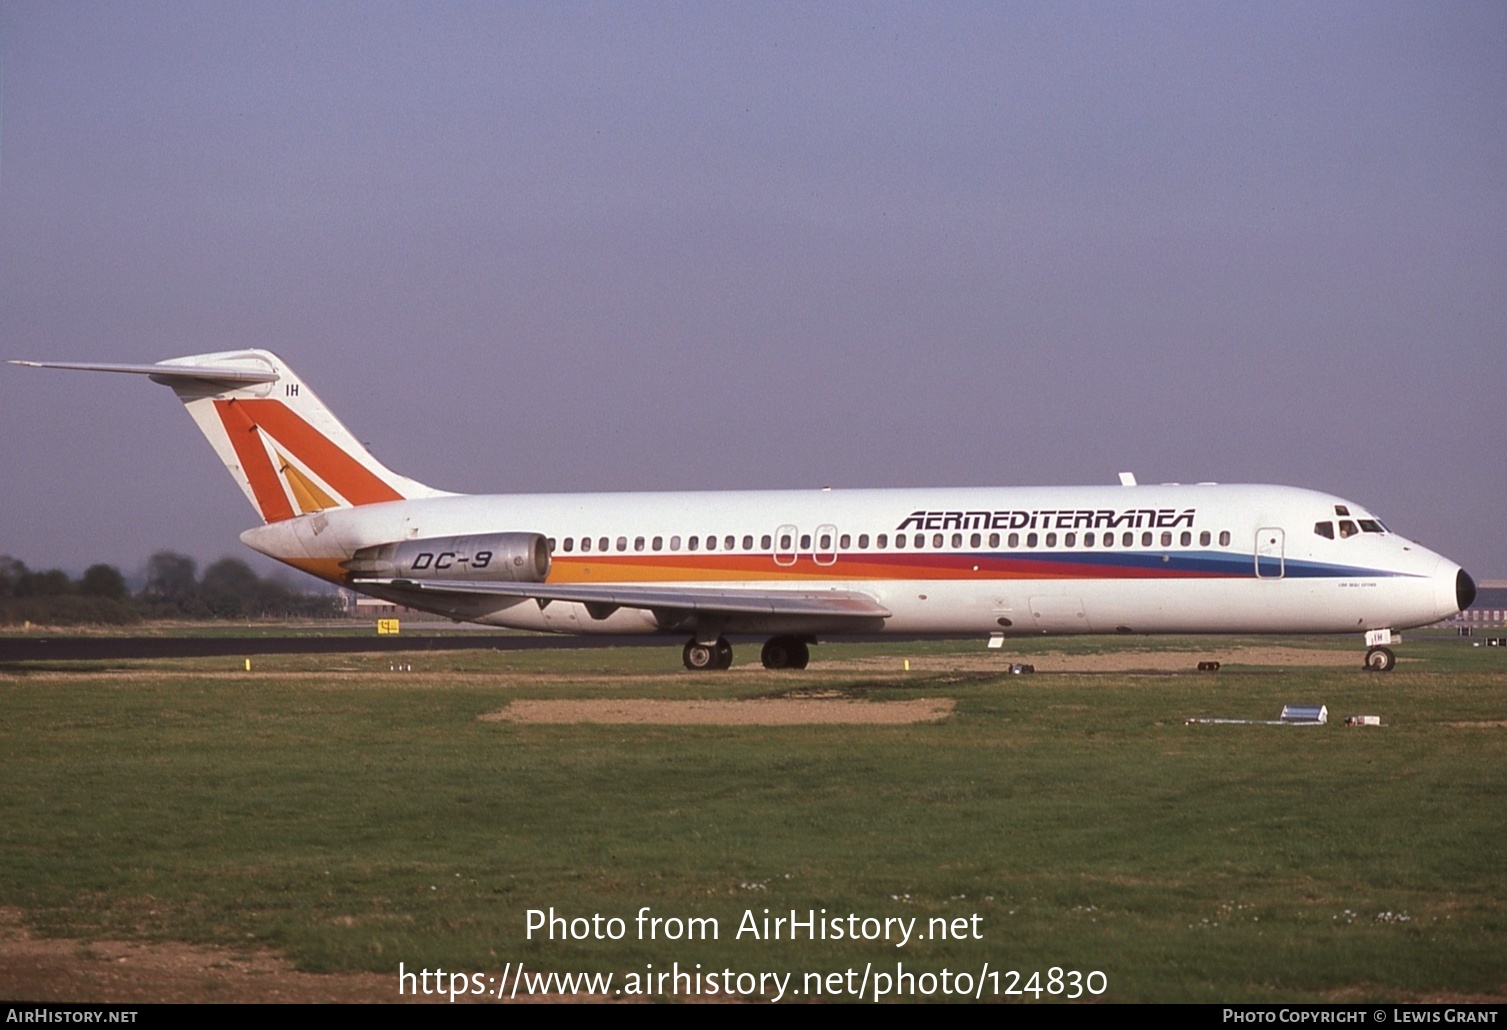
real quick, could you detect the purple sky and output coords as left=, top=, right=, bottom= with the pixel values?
left=2, top=2, right=1503, bottom=581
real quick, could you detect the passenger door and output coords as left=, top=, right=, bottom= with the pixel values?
left=1255, top=527, right=1285, bottom=578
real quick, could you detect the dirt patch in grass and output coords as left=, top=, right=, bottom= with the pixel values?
left=482, top=697, right=956, bottom=724
left=0, top=908, right=605, bottom=1003
left=0, top=908, right=398, bottom=1003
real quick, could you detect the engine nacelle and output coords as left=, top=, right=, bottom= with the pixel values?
left=343, top=532, right=550, bottom=583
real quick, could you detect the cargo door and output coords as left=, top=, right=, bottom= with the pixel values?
left=1029, top=595, right=1089, bottom=632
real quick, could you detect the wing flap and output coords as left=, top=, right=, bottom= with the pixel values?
left=351, top=577, right=892, bottom=618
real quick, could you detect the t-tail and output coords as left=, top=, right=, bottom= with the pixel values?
left=10, top=350, right=447, bottom=522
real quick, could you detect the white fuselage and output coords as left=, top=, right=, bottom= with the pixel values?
left=16, top=350, right=1471, bottom=652
left=241, top=482, right=1466, bottom=639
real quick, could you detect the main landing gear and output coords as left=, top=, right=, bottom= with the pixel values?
left=680, top=635, right=813, bottom=671
left=682, top=637, right=734, bottom=671
left=759, top=635, right=810, bottom=670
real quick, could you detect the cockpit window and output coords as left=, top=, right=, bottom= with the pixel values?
left=1334, top=505, right=1350, bottom=517
left=1314, top=521, right=1334, bottom=539
left=1338, top=520, right=1359, bottom=538
left=1358, top=519, right=1384, bottom=534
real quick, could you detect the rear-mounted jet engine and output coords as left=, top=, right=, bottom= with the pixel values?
left=342, top=533, right=550, bottom=583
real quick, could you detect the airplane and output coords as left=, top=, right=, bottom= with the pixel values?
left=11, top=349, right=1477, bottom=672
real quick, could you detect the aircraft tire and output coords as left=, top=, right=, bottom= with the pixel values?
left=761, top=636, right=811, bottom=670
left=789, top=640, right=810, bottom=669
left=683, top=640, right=718, bottom=671
left=1364, top=646, right=1396, bottom=673
left=714, top=637, right=734, bottom=670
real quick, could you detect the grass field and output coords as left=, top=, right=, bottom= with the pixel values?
left=2, top=632, right=1504, bottom=1002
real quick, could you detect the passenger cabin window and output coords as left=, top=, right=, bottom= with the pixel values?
left=1314, top=522, right=1335, bottom=539
left=1161, top=531, right=1173, bottom=547
left=933, top=533, right=944, bottom=548
left=779, top=534, right=792, bottom=550
left=743, top=535, right=754, bottom=550
left=580, top=537, right=591, bottom=552
left=670, top=536, right=681, bottom=551
left=1123, top=532, right=1134, bottom=547
left=858, top=534, right=870, bottom=549
left=1339, top=520, right=1358, bottom=539
left=1083, top=532, right=1094, bottom=547
left=724, top=535, right=735, bottom=551
left=761, top=535, right=772, bottom=550
left=800, top=534, right=812, bottom=550
left=1026, top=532, right=1038, bottom=548
left=840, top=534, right=851, bottom=549
left=1219, top=530, right=1231, bottom=546
left=563, top=538, right=575, bottom=552
left=1180, top=531, right=1191, bottom=546
left=1064, top=532, right=1076, bottom=547
left=634, top=537, right=645, bottom=552
left=705, top=535, right=716, bottom=551
left=1141, top=532, right=1153, bottom=547
left=653, top=536, right=663, bottom=551
left=989, top=532, right=1000, bottom=547
left=688, top=536, right=699, bottom=551
left=1199, top=531, right=1211, bottom=546
left=598, top=537, right=608, bottom=553
left=876, top=534, right=888, bottom=548
left=616, top=537, right=627, bottom=552
left=1008, top=532, right=1019, bottom=548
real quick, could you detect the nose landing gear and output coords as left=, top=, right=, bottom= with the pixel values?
left=1362, top=628, right=1398, bottom=673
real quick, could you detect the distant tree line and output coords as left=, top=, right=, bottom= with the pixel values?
left=0, top=552, right=344, bottom=625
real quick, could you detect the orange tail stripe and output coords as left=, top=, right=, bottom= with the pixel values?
left=222, top=399, right=405, bottom=506
left=215, top=399, right=297, bottom=523
left=277, top=449, right=339, bottom=514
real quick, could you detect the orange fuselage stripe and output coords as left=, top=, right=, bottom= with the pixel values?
left=278, top=556, right=352, bottom=584
left=548, top=555, right=988, bottom=582
left=544, top=554, right=1215, bottom=583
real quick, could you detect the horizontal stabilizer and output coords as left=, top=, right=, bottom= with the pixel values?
left=8, top=359, right=279, bottom=384
left=12, top=350, right=444, bottom=522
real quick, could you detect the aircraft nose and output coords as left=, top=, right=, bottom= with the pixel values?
left=1458, top=568, right=1477, bottom=612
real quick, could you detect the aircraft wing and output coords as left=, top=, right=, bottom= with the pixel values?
left=350, top=577, right=892, bottom=619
